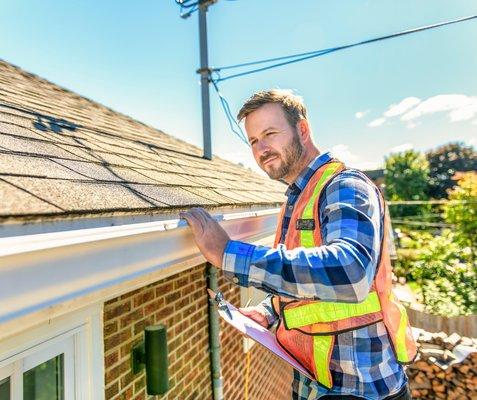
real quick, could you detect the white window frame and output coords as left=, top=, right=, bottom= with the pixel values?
left=0, top=304, right=104, bottom=400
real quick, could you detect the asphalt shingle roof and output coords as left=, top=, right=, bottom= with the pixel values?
left=0, top=60, right=286, bottom=221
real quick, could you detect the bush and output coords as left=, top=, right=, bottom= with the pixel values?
left=393, top=229, right=433, bottom=279
left=384, top=150, right=430, bottom=202
left=426, top=142, right=477, bottom=199
left=443, top=172, right=477, bottom=248
left=409, top=230, right=476, bottom=317
left=384, top=150, right=431, bottom=219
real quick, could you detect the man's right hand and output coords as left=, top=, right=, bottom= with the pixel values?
left=238, top=306, right=269, bottom=328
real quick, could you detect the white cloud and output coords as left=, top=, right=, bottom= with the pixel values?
left=368, top=117, right=386, bottom=127
left=330, top=144, right=381, bottom=170
left=400, top=94, right=477, bottom=122
left=355, top=110, right=369, bottom=119
left=384, top=97, right=421, bottom=117
left=331, top=144, right=359, bottom=164
left=406, top=121, right=418, bottom=129
left=449, top=102, right=477, bottom=122
left=353, top=161, right=382, bottom=170
left=390, top=143, right=414, bottom=153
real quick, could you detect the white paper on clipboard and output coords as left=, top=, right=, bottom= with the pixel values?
left=211, top=290, right=314, bottom=380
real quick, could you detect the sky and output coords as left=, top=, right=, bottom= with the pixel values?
left=1, top=0, right=476, bottom=173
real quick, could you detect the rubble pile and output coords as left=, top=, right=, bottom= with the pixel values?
left=406, top=331, right=477, bottom=399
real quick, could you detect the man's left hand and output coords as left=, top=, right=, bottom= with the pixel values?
left=180, top=207, right=230, bottom=268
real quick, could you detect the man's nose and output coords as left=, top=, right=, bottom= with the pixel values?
left=255, top=139, right=270, bottom=155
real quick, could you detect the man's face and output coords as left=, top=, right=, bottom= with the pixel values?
left=244, top=103, right=304, bottom=181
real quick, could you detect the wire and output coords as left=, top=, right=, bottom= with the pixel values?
left=213, top=14, right=477, bottom=82
left=244, top=350, right=251, bottom=400
left=391, top=220, right=454, bottom=228
left=214, top=47, right=336, bottom=71
left=175, top=0, right=200, bottom=18
left=388, top=200, right=477, bottom=205
left=210, top=78, right=250, bottom=146
left=175, top=0, right=198, bottom=8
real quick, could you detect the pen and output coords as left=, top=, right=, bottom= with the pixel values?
left=244, top=298, right=252, bottom=308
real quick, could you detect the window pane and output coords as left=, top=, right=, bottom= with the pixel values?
left=0, top=377, right=10, bottom=400
left=23, top=354, right=64, bottom=400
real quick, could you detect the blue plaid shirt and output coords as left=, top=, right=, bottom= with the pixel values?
left=222, top=152, right=406, bottom=400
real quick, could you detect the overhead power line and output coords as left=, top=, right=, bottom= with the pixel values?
left=210, top=80, right=250, bottom=146
left=211, top=14, right=477, bottom=82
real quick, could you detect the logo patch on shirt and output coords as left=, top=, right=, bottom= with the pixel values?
left=296, top=219, right=315, bottom=230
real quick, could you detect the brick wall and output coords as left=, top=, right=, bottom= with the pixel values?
left=103, top=264, right=293, bottom=400
left=103, top=264, right=211, bottom=400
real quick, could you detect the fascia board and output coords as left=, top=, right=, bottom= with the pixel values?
left=0, top=208, right=279, bottom=338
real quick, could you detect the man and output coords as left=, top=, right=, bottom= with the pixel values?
left=180, top=89, right=415, bottom=400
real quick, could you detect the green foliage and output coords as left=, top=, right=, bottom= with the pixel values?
left=384, top=150, right=431, bottom=219
left=443, top=172, right=477, bottom=247
left=393, top=228, right=433, bottom=279
left=384, top=150, right=430, bottom=201
left=426, top=142, right=477, bottom=199
left=408, top=230, right=477, bottom=317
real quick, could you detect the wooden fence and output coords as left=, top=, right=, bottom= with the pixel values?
left=406, top=305, right=477, bottom=337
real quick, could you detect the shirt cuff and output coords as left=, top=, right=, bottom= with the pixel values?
left=222, top=240, right=255, bottom=287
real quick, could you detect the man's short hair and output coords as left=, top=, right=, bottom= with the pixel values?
left=237, top=89, right=308, bottom=129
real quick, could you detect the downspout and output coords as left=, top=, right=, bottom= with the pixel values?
left=206, top=263, right=224, bottom=400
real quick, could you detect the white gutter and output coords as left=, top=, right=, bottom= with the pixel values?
left=0, top=208, right=279, bottom=339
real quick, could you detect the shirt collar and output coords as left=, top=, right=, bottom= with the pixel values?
left=285, top=151, right=333, bottom=197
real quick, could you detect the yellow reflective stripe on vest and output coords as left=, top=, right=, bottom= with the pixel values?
left=313, top=336, right=333, bottom=388
left=300, top=162, right=343, bottom=247
left=391, top=293, right=412, bottom=362
left=284, top=291, right=381, bottom=329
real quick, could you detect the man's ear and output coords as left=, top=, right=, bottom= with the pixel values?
left=297, top=119, right=311, bottom=142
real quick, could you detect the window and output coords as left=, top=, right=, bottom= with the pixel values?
left=0, top=305, right=103, bottom=400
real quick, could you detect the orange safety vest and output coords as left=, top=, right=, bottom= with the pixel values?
left=271, top=160, right=417, bottom=389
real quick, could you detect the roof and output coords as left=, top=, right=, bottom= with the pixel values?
left=363, top=169, right=384, bottom=181
left=0, top=60, right=286, bottom=222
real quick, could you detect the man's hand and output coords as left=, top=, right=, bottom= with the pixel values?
left=180, top=207, right=230, bottom=268
left=238, top=306, right=269, bottom=328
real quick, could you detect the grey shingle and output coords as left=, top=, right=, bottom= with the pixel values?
left=0, top=178, right=62, bottom=215
left=0, top=60, right=287, bottom=220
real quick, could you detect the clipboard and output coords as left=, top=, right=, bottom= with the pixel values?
left=207, top=289, right=314, bottom=380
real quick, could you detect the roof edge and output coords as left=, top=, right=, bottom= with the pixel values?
left=0, top=207, right=279, bottom=338
left=0, top=203, right=282, bottom=238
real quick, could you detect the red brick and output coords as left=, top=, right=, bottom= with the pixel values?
left=144, top=298, right=164, bottom=316
left=133, top=288, right=155, bottom=308
left=105, top=382, right=119, bottom=399
left=104, top=329, right=131, bottom=351
left=133, top=375, right=146, bottom=394
left=133, top=318, right=152, bottom=336
left=155, top=281, right=173, bottom=297
left=105, top=350, right=119, bottom=369
left=104, top=301, right=131, bottom=320
left=165, top=291, right=180, bottom=303
left=119, top=309, right=144, bottom=329
left=120, top=371, right=134, bottom=390
left=104, top=321, right=118, bottom=337
left=155, top=305, right=174, bottom=320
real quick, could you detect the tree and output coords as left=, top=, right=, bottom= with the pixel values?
left=426, top=142, right=477, bottom=199
left=384, top=150, right=430, bottom=201
left=443, top=172, right=477, bottom=248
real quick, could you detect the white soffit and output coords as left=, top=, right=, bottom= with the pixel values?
left=0, top=208, right=279, bottom=338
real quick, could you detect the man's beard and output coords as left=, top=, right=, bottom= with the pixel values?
left=261, top=132, right=303, bottom=180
